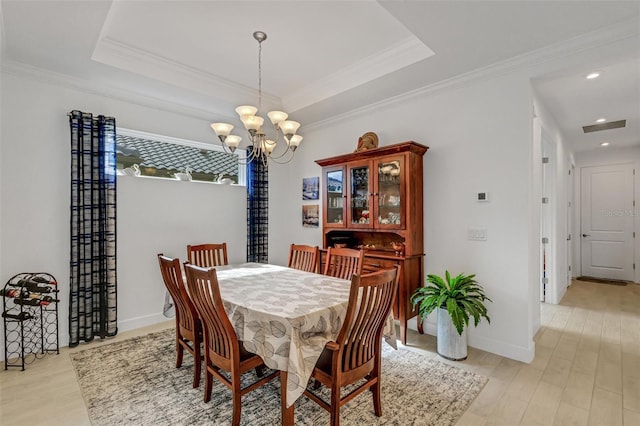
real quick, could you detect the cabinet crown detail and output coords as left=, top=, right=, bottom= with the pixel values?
left=315, top=141, right=428, bottom=167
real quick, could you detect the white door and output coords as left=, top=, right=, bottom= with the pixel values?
left=580, top=164, right=634, bottom=281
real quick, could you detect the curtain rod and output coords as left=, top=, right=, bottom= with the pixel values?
left=67, top=112, right=115, bottom=120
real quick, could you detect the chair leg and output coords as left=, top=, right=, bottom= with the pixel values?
left=176, top=340, right=184, bottom=368
left=330, top=383, right=341, bottom=426
left=193, top=343, right=201, bottom=388
left=372, top=352, right=383, bottom=416
left=232, top=376, right=242, bottom=426
left=372, top=379, right=382, bottom=417
left=204, top=367, right=213, bottom=403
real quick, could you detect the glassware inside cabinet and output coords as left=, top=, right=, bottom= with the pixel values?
left=350, top=166, right=370, bottom=224
left=377, top=160, right=401, bottom=226
left=326, top=170, right=344, bottom=224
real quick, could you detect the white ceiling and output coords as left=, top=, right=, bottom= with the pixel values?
left=533, top=56, right=640, bottom=153
left=1, top=1, right=639, bottom=153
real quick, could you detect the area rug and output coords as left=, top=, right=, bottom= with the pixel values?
left=70, top=329, right=487, bottom=425
left=577, top=276, right=628, bottom=286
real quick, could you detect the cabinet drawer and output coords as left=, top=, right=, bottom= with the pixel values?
left=362, top=257, right=399, bottom=273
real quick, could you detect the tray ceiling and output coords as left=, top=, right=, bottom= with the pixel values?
left=1, top=0, right=639, bottom=152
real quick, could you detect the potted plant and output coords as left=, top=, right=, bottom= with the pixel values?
left=410, top=271, right=491, bottom=361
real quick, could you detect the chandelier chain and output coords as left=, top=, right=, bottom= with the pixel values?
left=257, top=39, right=262, bottom=114
left=210, top=31, right=302, bottom=166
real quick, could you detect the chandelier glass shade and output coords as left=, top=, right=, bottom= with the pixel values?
left=210, top=31, right=302, bottom=165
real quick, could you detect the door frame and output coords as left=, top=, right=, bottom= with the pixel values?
left=566, top=163, right=575, bottom=286
left=540, top=132, right=556, bottom=302
left=534, top=117, right=574, bottom=305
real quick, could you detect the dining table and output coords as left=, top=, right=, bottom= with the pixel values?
left=213, top=262, right=397, bottom=425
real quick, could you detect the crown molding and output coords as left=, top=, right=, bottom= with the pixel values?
left=304, top=17, right=640, bottom=131
left=92, top=36, right=282, bottom=108
left=3, top=17, right=637, bottom=135
left=118, top=127, right=226, bottom=152
left=1, top=60, right=236, bottom=123
left=284, top=36, right=434, bottom=112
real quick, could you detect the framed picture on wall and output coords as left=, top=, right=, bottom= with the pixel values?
left=302, top=177, right=319, bottom=200
left=302, top=204, right=319, bottom=228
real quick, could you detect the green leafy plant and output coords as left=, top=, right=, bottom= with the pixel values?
left=410, top=271, right=491, bottom=335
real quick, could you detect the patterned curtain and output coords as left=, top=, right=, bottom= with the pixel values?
left=69, top=110, right=118, bottom=347
left=247, top=158, right=268, bottom=263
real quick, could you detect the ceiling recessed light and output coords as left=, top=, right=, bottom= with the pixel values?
left=600, top=142, right=610, bottom=147
left=596, top=118, right=606, bottom=123
left=586, top=72, right=600, bottom=80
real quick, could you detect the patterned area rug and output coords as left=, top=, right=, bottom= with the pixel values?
left=70, top=329, right=487, bottom=425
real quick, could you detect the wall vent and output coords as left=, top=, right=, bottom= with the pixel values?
left=582, top=120, right=626, bottom=133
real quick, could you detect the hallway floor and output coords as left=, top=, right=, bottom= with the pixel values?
left=457, top=279, right=640, bottom=425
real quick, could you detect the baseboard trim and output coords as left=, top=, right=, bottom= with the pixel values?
left=118, top=312, right=170, bottom=333
left=416, top=317, right=535, bottom=363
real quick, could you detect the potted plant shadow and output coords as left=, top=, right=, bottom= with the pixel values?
left=411, top=271, right=491, bottom=361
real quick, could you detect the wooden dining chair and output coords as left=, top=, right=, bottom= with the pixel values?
left=287, top=244, right=320, bottom=273
left=187, top=243, right=228, bottom=267
left=183, top=263, right=279, bottom=426
left=323, top=247, right=364, bottom=280
left=157, top=254, right=202, bottom=388
left=303, top=267, right=399, bottom=426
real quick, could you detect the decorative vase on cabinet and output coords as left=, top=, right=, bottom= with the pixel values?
left=316, top=141, right=428, bottom=345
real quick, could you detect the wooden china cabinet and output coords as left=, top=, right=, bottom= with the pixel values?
left=315, top=141, right=428, bottom=345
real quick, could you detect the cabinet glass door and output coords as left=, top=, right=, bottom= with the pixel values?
left=325, top=168, right=345, bottom=227
left=376, top=156, right=404, bottom=228
left=349, top=163, right=371, bottom=226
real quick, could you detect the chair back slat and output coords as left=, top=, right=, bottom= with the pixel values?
left=158, top=254, right=198, bottom=332
left=324, top=247, right=364, bottom=280
left=184, top=263, right=237, bottom=361
left=336, top=268, right=398, bottom=372
left=187, top=243, right=229, bottom=267
left=288, top=244, right=320, bottom=273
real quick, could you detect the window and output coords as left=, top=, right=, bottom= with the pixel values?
left=116, top=128, right=244, bottom=184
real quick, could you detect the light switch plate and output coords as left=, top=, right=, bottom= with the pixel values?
left=468, top=228, right=487, bottom=241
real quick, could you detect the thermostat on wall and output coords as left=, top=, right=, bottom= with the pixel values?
left=477, top=192, right=489, bottom=202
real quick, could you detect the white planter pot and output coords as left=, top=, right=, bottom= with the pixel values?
left=436, top=307, right=468, bottom=361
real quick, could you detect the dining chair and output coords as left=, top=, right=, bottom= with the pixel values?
left=183, top=263, right=279, bottom=426
left=157, top=254, right=202, bottom=388
left=287, top=244, right=320, bottom=273
left=303, top=267, right=399, bottom=426
left=323, top=247, right=364, bottom=280
left=187, top=243, right=228, bottom=267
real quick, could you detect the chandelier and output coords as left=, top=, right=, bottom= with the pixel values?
left=210, top=31, right=302, bottom=165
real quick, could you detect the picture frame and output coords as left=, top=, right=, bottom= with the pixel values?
left=302, top=204, right=319, bottom=228
left=302, top=177, right=319, bottom=200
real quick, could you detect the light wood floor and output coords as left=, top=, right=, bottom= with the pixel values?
left=1, top=279, right=639, bottom=425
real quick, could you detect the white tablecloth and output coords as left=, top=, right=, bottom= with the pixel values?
left=214, top=263, right=396, bottom=407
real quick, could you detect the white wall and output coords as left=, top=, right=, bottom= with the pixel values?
left=270, top=70, right=538, bottom=362
left=117, top=177, right=246, bottom=330
left=574, top=146, right=640, bottom=283
left=0, top=71, right=246, bottom=356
